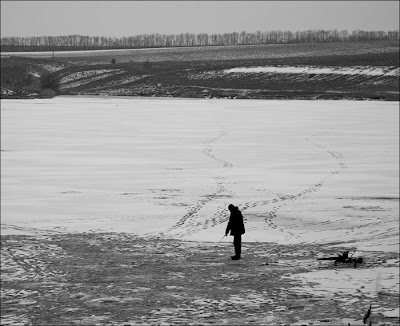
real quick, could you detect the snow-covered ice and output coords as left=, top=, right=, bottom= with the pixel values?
left=2, top=95, right=398, bottom=326
left=1, top=97, right=398, bottom=253
left=286, top=265, right=399, bottom=297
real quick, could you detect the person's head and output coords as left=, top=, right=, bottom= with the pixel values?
left=228, top=204, right=235, bottom=212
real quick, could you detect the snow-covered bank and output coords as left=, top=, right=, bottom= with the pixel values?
left=224, top=65, right=400, bottom=77
left=188, top=65, right=400, bottom=85
left=1, top=97, right=398, bottom=252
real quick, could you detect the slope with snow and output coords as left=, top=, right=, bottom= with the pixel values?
left=223, top=66, right=400, bottom=77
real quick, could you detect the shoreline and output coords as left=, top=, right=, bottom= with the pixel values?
left=2, top=92, right=399, bottom=101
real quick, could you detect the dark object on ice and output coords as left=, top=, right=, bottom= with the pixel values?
left=225, top=204, right=245, bottom=260
left=363, top=304, right=372, bottom=324
left=353, top=257, right=363, bottom=269
left=317, top=250, right=363, bottom=268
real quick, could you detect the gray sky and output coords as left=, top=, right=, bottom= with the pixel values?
left=1, top=1, right=399, bottom=37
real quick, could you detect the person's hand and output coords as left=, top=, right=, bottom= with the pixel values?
left=225, top=232, right=228, bottom=237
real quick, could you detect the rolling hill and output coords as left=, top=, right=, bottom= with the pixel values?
left=1, top=40, right=399, bottom=100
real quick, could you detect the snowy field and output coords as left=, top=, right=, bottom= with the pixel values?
left=1, top=97, right=399, bottom=251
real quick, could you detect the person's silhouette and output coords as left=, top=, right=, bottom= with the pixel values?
left=225, top=204, right=245, bottom=260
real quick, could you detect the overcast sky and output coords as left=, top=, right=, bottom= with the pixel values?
left=1, top=1, right=399, bottom=37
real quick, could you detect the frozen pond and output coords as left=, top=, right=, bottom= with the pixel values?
left=1, top=97, right=399, bottom=251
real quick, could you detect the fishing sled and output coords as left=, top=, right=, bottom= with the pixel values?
left=317, top=250, right=363, bottom=268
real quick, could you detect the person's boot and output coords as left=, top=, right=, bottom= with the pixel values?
left=232, top=249, right=241, bottom=260
left=233, top=245, right=241, bottom=260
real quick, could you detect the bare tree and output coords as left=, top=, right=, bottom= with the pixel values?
left=1, top=29, right=399, bottom=52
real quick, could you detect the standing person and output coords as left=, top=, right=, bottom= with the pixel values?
left=225, top=204, right=245, bottom=260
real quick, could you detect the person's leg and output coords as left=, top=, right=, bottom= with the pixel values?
left=231, top=236, right=236, bottom=259
left=237, top=234, right=242, bottom=258
left=233, top=234, right=241, bottom=259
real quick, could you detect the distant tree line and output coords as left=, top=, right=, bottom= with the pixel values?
left=1, top=29, right=399, bottom=52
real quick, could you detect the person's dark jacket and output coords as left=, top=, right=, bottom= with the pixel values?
left=226, top=206, right=245, bottom=236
